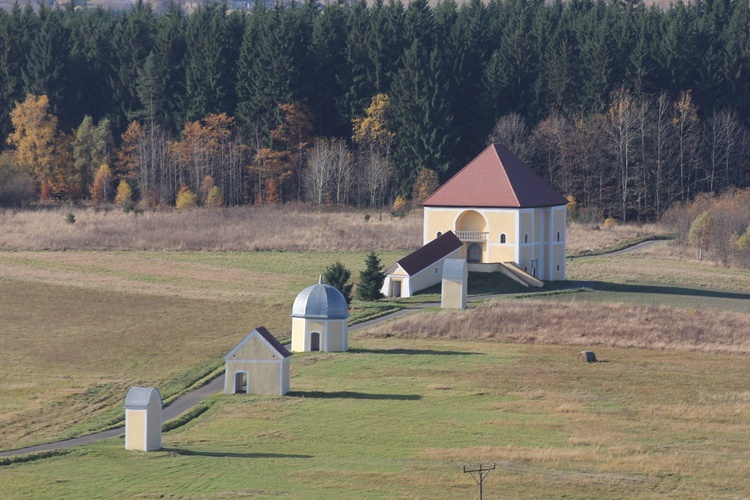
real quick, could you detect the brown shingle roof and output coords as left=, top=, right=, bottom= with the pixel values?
left=397, top=231, right=463, bottom=276
left=422, top=144, right=568, bottom=208
left=254, top=326, right=292, bottom=358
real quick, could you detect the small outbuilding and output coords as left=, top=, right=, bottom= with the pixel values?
left=382, top=231, right=464, bottom=298
left=291, top=277, right=349, bottom=352
left=224, top=326, right=292, bottom=396
left=441, top=258, right=468, bottom=309
left=124, top=387, right=162, bottom=452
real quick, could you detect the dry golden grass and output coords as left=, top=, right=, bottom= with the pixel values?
left=0, top=204, right=422, bottom=252
left=361, top=299, right=750, bottom=354
left=568, top=243, right=750, bottom=295
left=566, top=221, right=668, bottom=255
left=1, top=206, right=670, bottom=255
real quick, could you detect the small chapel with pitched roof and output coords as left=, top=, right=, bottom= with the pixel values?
left=422, top=143, right=568, bottom=281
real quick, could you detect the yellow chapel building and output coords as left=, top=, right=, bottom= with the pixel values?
left=422, top=143, right=568, bottom=282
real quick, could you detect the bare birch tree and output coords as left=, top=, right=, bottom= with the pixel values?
left=487, top=112, right=531, bottom=162
left=306, top=138, right=334, bottom=205
left=605, top=89, right=639, bottom=221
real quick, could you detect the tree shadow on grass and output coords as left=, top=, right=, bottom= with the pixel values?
left=348, top=348, right=483, bottom=356
left=287, top=391, right=421, bottom=401
left=163, top=448, right=312, bottom=459
left=591, top=281, right=750, bottom=301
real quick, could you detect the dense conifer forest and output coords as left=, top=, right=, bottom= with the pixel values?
left=1, top=0, right=749, bottom=220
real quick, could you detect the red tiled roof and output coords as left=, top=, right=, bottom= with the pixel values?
left=422, top=144, right=567, bottom=208
left=397, top=231, right=463, bottom=276
left=255, top=326, right=292, bottom=358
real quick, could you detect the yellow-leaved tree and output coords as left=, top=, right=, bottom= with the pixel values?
left=115, top=180, right=133, bottom=207
left=7, top=94, right=60, bottom=199
left=90, top=164, right=114, bottom=205
left=411, top=168, right=439, bottom=205
left=352, top=93, right=394, bottom=157
left=353, top=94, right=394, bottom=209
left=175, top=184, right=197, bottom=210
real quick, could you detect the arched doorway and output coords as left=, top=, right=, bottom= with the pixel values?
left=310, top=332, right=321, bottom=351
left=234, top=372, right=248, bottom=394
left=467, top=243, right=482, bottom=263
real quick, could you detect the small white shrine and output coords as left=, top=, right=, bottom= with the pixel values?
left=441, top=258, right=468, bottom=309
left=124, top=387, right=162, bottom=452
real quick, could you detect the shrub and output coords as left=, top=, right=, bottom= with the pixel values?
left=602, top=217, right=618, bottom=229
left=391, top=196, right=408, bottom=217
left=205, top=186, right=224, bottom=208
left=65, top=212, right=76, bottom=224
left=0, top=152, right=35, bottom=207
left=323, top=261, right=353, bottom=304
left=115, top=180, right=133, bottom=208
left=565, top=195, right=578, bottom=220
left=176, top=185, right=198, bottom=210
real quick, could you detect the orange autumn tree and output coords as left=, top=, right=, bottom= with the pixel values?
left=90, top=164, right=114, bottom=204
left=411, top=168, right=439, bottom=205
left=250, top=103, right=314, bottom=204
left=7, top=94, right=64, bottom=199
left=172, top=113, right=237, bottom=206
left=115, top=121, right=144, bottom=186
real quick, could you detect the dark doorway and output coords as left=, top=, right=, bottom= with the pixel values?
left=311, top=332, right=321, bottom=351
left=467, top=243, right=482, bottom=263
left=234, top=372, right=247, bottom=394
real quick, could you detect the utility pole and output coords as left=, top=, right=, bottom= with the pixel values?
left=463, top=463, right=495, bottom=500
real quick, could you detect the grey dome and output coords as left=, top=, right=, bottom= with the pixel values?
left=292, top=281, right=349, bottom=319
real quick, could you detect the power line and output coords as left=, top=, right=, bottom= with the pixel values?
left=463, top=463, right=495, bottom=500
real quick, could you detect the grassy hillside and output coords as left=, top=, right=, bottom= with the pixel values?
left=2, top=213, right=748, bottom=497
left=0, top=250, right=405, bottom=451
left=1, top=338, right=749, bottom=497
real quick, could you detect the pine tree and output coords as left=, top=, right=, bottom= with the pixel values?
left=148, top=1, right=185, bottom=132
left=110, top=0, right=155, bottom=131
left=356, top=251, right=385, bottom=301
left=183, top=3, right=230, bottom=122
left=323, top=261, right=353, bottom=304
left=67, top=8, right=117, bottom=127
left=310, top=1, right=348, bottom=137
left=0, top=3, right=33, bottom=140
left=22, top=5, right=69, bottom=122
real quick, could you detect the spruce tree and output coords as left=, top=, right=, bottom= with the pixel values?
left=323, top=261, right=353, bottom=304
left=356, top=252, right=385, bottom=301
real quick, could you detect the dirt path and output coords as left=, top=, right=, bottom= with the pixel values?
left=2, top=241, right=657, bottom=459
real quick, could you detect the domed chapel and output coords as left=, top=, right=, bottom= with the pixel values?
left=291, top=277, right=349, bottom=352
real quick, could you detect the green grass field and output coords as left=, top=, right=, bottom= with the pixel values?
left=0, top=250, right=405, bottom=451
left=1, top=236, right=750, bottom=497
left=2, top=338, right=749, bottom=497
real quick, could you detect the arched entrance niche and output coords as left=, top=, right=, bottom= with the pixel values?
left=455, top=210, right=487, bottom=232
left=455, top=210, right=488, bottom=263
left=467, top=243, right=482, bottom=263
left=310, top=332, right=321, bottom=351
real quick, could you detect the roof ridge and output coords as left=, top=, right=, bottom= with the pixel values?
left=491, top=144, right=521, bottom=208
